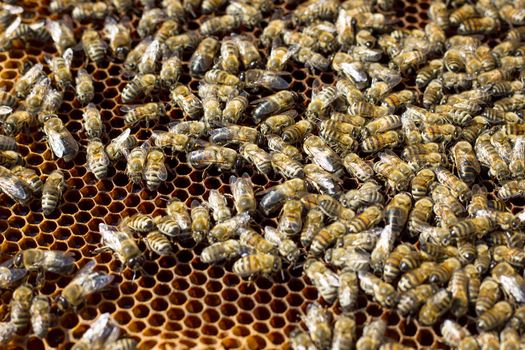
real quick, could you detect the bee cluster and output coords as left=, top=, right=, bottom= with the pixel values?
left=2, top=0, right=525, bottom=347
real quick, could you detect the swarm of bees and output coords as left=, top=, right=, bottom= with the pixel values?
left=3, top=0, right=525, bottom=347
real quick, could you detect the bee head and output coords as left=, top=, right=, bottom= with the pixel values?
left=56, top=296, right=70, bottom=311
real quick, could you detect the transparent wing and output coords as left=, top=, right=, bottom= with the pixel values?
left=63, top=48, right=73, bottom=67
left=0, top=106, right=12, bottom=116
left=45, top=19, right=62, bottom=43
left=47, top=129, right=67, bottom=158
left=4, top=16, right=21, bottom=38
left=0, top=175, right=30, bottom=203
left=80, top=313, right=114, bottom=345
left=141, top=39, right=161, bottom=65
left=157, top=163, right=168, bottom=181
left=23, top=63, right=44, bottom=81
left=42, top=250, right=75, bottom=274
left=80, top=272, right=114, bottom=296
left=500, top=275, right=525, bottom=303
left=99, top=223, right=125, bottom=253
left=71, top=260, right=96, bottom=284
left=263, top=226, right=283, bottom=245
left=3, top=4, right=23, bottom=15
left=111, top=128, right=131, bottom=146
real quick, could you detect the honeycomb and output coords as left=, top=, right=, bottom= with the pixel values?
left=0, top=0, right=465, bottom=349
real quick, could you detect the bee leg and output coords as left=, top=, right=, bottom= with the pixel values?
left=92, top=247, right=112, bottom=255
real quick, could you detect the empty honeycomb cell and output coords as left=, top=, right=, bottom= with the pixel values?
left=221, top=303, right=238, bottom=317
left=133, top=304, right=150, bottom=319
left=184, top=315, right=202, bottom=329
left=129, top=321, right=146, bottom=333
left=416, top=328, right=435, bottom=346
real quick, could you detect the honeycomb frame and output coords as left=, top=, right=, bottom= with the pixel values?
left=0, top=0, right=465, bottom=349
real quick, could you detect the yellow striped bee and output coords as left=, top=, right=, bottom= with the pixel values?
left=86, top=139, right=109, bottom=180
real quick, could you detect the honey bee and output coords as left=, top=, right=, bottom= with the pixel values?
left=303, top=259, right=339, bottom=304
left=123, top=37, right=151, bottom=72
left=252, top=91, right=297, bottom=123
left=137, top=8, right=164, bottom=38
left=398, top=262, right=436, bottom=292
left=72, top=2, right=109, bottom=20
left=459, top=17, right=500, bottom=35
left=475, top=133, right=511, bottom=180
left=80, top=103, right=104, bottom=139
left=14, top=64, right=44, bottom=99
left=477, top=301, right=513, bottom=332
left=347, top=205, right=383, bottom=234
left=58, top=260, right=114, bottom=311
left=171, top=85, right=203, bottom=119
left=229, top=174, right=255, bottom=214
left=397, top=284, right=436, bottom=316
left=335, top=270, right=359, bottom=312
left=416, top=59, right=443, bottom=88
left=210, top=125, right=258, bottom=146
left=13, top=249, right=74, bottom=277
left=238, top=227, right=273, bottom=254
left=373, top=157, right=412, bottom=192
left=441, top=319, right=472, bottom=348
left=188, top=145, right=239, bottom=171
left=212, top=38, right=239, bottom=75
left=111, top=0, right=133, bottom=14
left=289, top=330, right=316, bottom=350
left=122, top=74, right=159, bottom=104
left=363, top=115, right=402, bottom=140
left=142, top=148, right=167, bottom=191
left=200, top=239, right=244, bottom=264
left=10, top=284, right=32, bottom=333
left=154, top=19, right=180, bottom=43
left=117, top=214, right=153, bottom=235
left=106, top=128, right=136, bottom=161
left=81, top=29, right=107, bottom=64
left=258, top=178, right=306, bottom=215
left=510, top=136, right=525, bottom=177
left=356, top=319, right=386, bottom=350
left=241, top=69, right=289, bottom=92
left=335, top=9, right=356, bottom=49
left=493, top=245, right=525, bottom=268
left=295, top=46, right=332, bottom=72
left=47, top=48, right=73, bottom=90
left=233, top=252, right=281, bottom=278
left=97, top=223, right=144, bottom=271
left=264, top=226, right=300, bottom=264
left=151, top=131, right=197, bottom=153
left=450, top=141, right=480, bottom=185
left=138, top=39, right=162, bottom=75
left=41, top=170, right=65, bottom=215
left=384, top=192, right=412, bottom=233
left=448, top=269, right=469, bottom=317
left=42, top=116, right=77, bottom=162
left=266, top=42, right=298, bottom=72
left=300, top=208, right=324, bottom=249
left=208, top=212, right=250, bottom=242
left=71, top=313, right=135, bottom=350
left=30, top=295, right=51, bottom=338
left=74, top=68, right=95, bottom=106
left=303, top=301, right=333, bottom=350
left=332, top=315, right=356, bottom=350
left=259, top=111, right=296, bottom=136
left=408, top=169, right=434, bottom=200
left=45, top=18, right=76, bottom=55
left=200, top=15, right=242, bottom=36
left=340, top=182, right=384, bottom=210
left=434, top=167, right=470, bottom=202
left=303, top=135, right=343, bottom=174
left=309, top=221, right=347, bottom=256
left=271, top=152, right=304, bottom=179
left=143, top=231, right=173, bottom=257
left=476, top=277, right=500, bottom=316
left=86, top=139, right=109, bottom=180
left=362, top=130, right=402, bottom=153
left=190, top=37, right=220, bottom=75
left=157, top=55, right=182, bottom=89
left=509, top=305, right=525, bottom=332
left=383, top=244, right=412, bottom=283
left=122, top=102, right=165, bottom=126
left=123, top=144, right=147, bottom=185
left=392, top=49, right=427, bottom=75
left=276, top=200, right=302, bottom=235
left=25, top=77, right=49, bottom=116
left=304, top=163, right=343, bottom=196
left=418, top=288, right=452, bottom=325
left=231, top=35, right=261, bottom=69
left=11, top=166, right=42, bottom=195
left=498, top=180, right=525, bottom=200
left=260, top=16, right=286, bottom=47
left=226, top=2, right=262, bottom=28
left=205, top=190, right=231, bottom=224
left=382, top=90, right=416, bottom=113
left=215, top=94, right=247, bottom=125
left=341, top=153, right=373, bottom=182
left=165, top=31, right=201, bottom=54
left=267, top=135, right=303, bottom=162
left=492, top=262, right=525, bottom=303
left=238, top=143, right=270, bottom=175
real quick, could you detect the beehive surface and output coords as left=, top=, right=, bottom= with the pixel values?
left=0, top=0, right=465, bottom=349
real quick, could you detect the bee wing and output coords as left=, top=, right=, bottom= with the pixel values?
left=0, top=106, right=12, bottom=116
left=4, top=16, right=21, bottom=38
left=29, top=20, right=45, bottom=31
left=500, top=274, right=525, bottom=303
left=62, top=48, right=74, bottom=67
left=99, top=224, right=127, bottom=253
left=70, top=260, right=96, bottom=284
left=42, top=250, right=75, bottom=274
left=80, top=271, right=114, bottom=296
left=47, top=128, right=69, bottom=158
left=22, top=63, right=44, bottom=81
left=45, top=19, right=62, bottom=43
left=0, top=322, right=16, bottom=343
left=340, top=61, right=368, bottom=83
left=0, top=173, right=30, bottom=202
left=141, top=39, right=162, bottom=65
left=258, top=73, right=290, bottom=90
left=80, top=313, right=115, bottom=345
left=2, top=4, right=23, bottom=14
left=111, top=128, right=132, bottom=146
left=263, top=226, right=283, bottom=245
